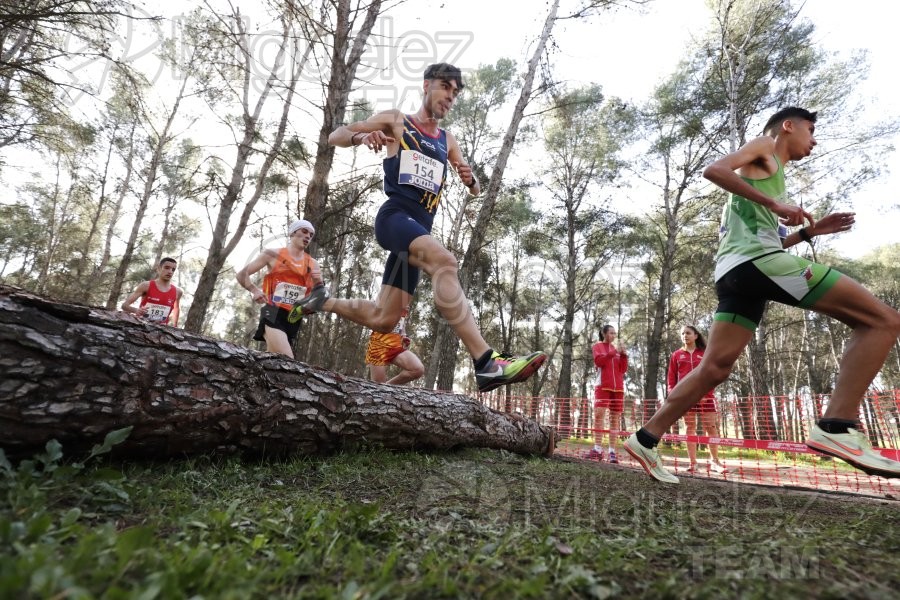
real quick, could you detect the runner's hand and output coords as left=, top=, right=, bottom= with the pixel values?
left=453, top=161, right=476, bottom=187
left=810, top=212, right=855, bottom=236
left=363, top=131, right=395, bottom=153
left=772, top=201, right=815, bottom=228
left=250, top=288, right=267, bottom=304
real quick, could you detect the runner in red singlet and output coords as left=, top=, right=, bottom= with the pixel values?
left=121, top=257, right=182, bottom=327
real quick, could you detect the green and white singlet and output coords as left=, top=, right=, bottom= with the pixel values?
left=714, top=156, right=787, bottom=281
left=711, top=155, right=842, bottom=330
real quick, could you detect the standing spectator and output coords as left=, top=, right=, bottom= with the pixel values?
left=587, top=324, right=628, bottom=463
left=668, top=325, right=728, bottom=474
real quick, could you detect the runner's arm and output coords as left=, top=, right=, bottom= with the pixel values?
left=236, top=249, right=276, bottom=304
left=447, top=131, right=480, bottom=196
left=121, top=282, right=150, bottom=316
left=170, top=289, right=182, bottom=328
left=782, top=212, right=856, bottom=249
left=329, top=109, right=401, bottom=151
left=703, top=136, right=813, bottom=228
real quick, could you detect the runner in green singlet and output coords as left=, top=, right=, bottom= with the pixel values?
left=624, top=107, right=900, bottom=483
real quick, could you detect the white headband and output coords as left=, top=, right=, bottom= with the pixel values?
left=288, top=219, right=315, bottom=236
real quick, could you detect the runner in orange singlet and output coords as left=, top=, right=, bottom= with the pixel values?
left=236, top=219, right=322, bottom=358
left=365, top=306, right=424, bottom=385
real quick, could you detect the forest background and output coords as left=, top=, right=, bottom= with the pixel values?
left=3, top=0, right=900, bottom=430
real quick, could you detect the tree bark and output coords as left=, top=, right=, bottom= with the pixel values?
left=300, top=0, right=383, bottom=230
left=0, top=285, right=554, bottom=459
left=108, top=71, right=189, bottom=311
left=432, top=0, right=560, bottom=390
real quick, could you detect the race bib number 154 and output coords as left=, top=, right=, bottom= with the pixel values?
left=398, top=150, right=444, bottom=194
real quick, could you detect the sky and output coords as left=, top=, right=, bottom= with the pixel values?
left=4, top=0, right=899, bottom=268
left=379, top=0, right=900, bottom=259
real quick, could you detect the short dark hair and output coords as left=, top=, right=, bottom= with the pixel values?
left=424, top=63, right=465, bottom=90
left=600, top=324, right=615, bottom=339
left=160, top=257, right=177, bottom=266
left=763, top=107, right=817, bottom=136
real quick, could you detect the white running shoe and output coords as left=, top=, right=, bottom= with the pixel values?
left=624, top=434, right=679, bottom=484
left=806, top=425, right=900, bottom=478
left=709, top=461, right=728, bottom=474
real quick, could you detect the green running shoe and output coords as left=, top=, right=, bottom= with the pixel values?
left=806, top=425, right=900, bottom=478
left=288, top=284, right=329, bottom=323
left=476, top=350, right=547, bottom=393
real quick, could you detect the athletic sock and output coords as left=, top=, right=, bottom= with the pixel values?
left=817, top=418, right=858, bottom=434
left=636, top=428, right=659, bottom=449
left=593, top=444, right=602, bottom=452
left=473, top=349, right=493, bottom=371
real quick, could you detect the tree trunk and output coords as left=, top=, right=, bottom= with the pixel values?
left=36, top=157, right=67, bottom=295
left=74, top=123, right=118, bottom=302
left=0, top=285, right=554, bottom=459
left=301, top=0, right=383, bottom=229
left=108, top=74, right=189, bottom=310
left=428, top=0, right=560, bottom=385
left=185, top=14, right=310, bottom=333
left=101, top=121, right=136, bottom=308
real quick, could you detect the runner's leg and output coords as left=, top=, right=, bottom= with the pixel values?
left=324, top=284, right=411, bottom=333
left=643, top=321, right=752, bottom=438
left=387, top=350, right=425, bottom=385
left=809, top=276, right=900, bottom=419
left=369, top=364, right=388, bottom=383
left=264, top=326, right=294, bottom=358
left=685, top=412, right=699, bottom=468
left=407, top=234, right=490, bottom=358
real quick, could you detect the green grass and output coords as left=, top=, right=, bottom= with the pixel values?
left=2, top=433, right=898, bottom=599
left=565, top=436, right=862, bottom=472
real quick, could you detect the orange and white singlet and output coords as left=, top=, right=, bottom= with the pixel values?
left=262, top=248, right=321, bottom=311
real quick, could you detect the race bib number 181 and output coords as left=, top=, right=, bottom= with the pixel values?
left=398, top=150, right=445, bottom=194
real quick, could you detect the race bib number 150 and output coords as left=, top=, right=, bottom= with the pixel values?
left=398, top=150, right=445, bottom=194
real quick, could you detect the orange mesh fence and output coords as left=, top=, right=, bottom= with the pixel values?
left=480, top=391, right=900, bottom=498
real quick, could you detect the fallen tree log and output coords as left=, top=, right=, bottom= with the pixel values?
left=0, top=285, right=554, bottom=458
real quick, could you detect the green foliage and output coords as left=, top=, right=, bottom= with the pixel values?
left=0, top=0, right=126, bottom=150
left=2, top=445, right=896, bottom=598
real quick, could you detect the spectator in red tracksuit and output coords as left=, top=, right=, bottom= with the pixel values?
left=588, top=324, right=628, bottom=463
left=667, top=325, right=727, bottom=474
